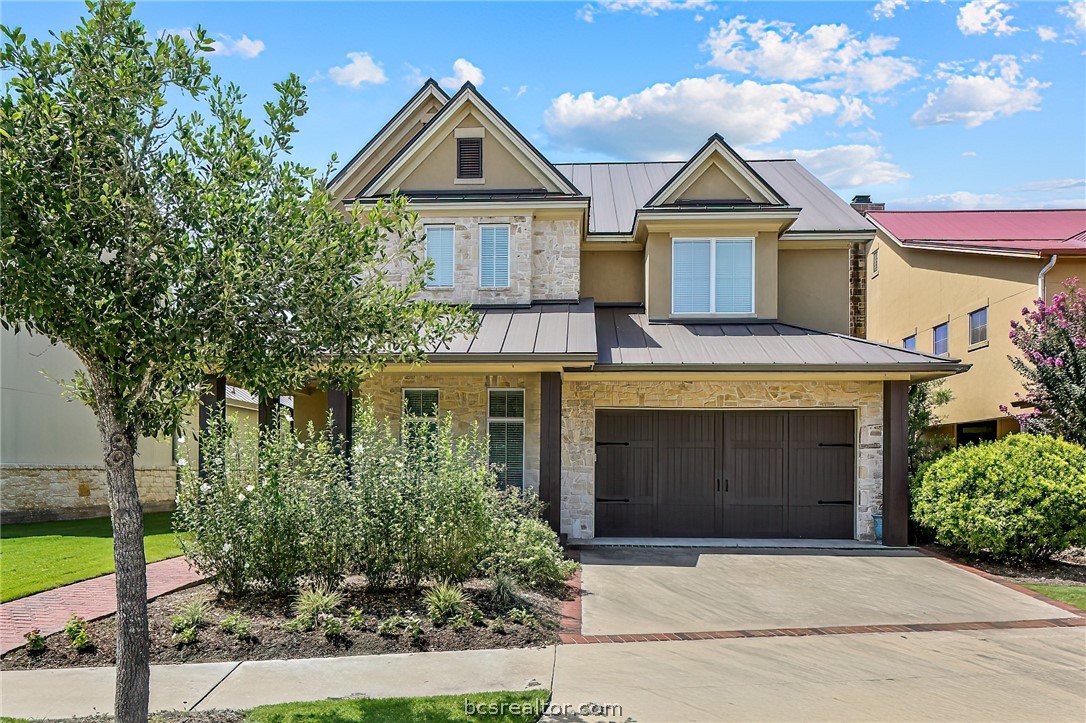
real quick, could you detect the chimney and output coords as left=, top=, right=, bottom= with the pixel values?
left=850, top=194, right=885, bottom=215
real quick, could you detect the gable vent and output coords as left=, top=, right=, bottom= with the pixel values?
left=457, top=137, right=483, bottom=179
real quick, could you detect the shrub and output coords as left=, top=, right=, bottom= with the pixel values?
left=507, top=607, right=536, bottom=626
left=377, top=614, right=422, bottom=640
left=490, top=573, right=521, bottom=609
left=23, top=629, right=45, bottom=653
left=63, top=615, right=93, bottom=651
left=423, top=581, right=467, bottom=624
left=347, top=607, right=366, bottom=630
left=486, top=517, right=578, bottom=591
left=913, top=434, right=1086, bottom=561
left=171, top=627, right=198, bottom=646
left=317, top=613, right=344, bottom=640
left=170, top=600, right=211, bottom=633
left=293, top=583, right=343, bottom=621
left=219, top=613, right=252, bottom=640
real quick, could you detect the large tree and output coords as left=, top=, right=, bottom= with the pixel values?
left=0, top=2, right=473, bottom=720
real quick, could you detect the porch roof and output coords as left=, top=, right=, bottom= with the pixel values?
left=593, top=306, right=968, bottom=375
left=430, top=299, right=597, bottom=362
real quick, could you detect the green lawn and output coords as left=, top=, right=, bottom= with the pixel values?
left=247, top=690, right=550, bottom=722
left=1021, top=583, right=1086, bottom=612
left=0, top=511, right=183, bottom=602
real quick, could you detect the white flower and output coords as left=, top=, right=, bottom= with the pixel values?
left=285, top=413, right=294, bottom=423
left=238, top=493, right=246, bottom=502
left=177, top=435, right=186, bottom=445
left=199, top=483, right=211, bottom=493
left=245, top=485, right=255, bottom=493
left=176, top=458, right=188, bottom=467
left=297, top=442, right=305, bottom=450
left=222, top=542, right=231, bottom=553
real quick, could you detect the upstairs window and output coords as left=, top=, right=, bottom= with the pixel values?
left=480, top=225, right=510, bottom=289
left=488, top=389, right=524, bottom=488
left=457, top=137, right=483, bottom=179
left=933, top=322, right=949, bottom=356
left=969, top=307, right=988, bottom=346
left=424, top=225, right=454, bottom=288
left=672, top=238, right=754, bottom=315
left=903, top=335, right=916, bottom=350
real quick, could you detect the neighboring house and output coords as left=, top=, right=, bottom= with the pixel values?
left=0, top=328, right=257, bottom=522
left=249, top=79, right=965, bottom=545
left=865, top=209, right=1086, bottom=445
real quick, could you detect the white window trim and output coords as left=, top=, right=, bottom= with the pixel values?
left=968, top=307, right=988, bottom=347
left=402, top=388, right=440, bottom=419
left=479, top=223, right=511, bottom=290
left=487, top=388, right=525, bottom=487
left=455, top=129, right=485, bottom=183
left=671, top=237, right=756, bottom=316
left=423, top=224, right=455, bottom=289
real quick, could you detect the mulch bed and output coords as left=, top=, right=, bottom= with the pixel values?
left=1, top=578, right=561, bottom=671
left=925, top=544, right=1086, bottom=585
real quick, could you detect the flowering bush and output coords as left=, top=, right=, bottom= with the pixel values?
left=1003, top=278, right=1086, bottom=444
left=913, top=434, right=1086, bottom=562
left=175, top=403, right=574, bottom=596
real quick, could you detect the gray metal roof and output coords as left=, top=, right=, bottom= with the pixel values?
left=432, top=300, right=597, bottom=361
left=594, top=307, right=966, bottom=372
left=553, top=160, right=874, bottom=236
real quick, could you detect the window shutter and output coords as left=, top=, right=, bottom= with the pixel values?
left=714, top=240, right=754, bottom=314
left=403, top=389, right=439, bottom=418
left=480, top=225, right=510, bottom=288
left=488, top=421, right=524, bottom=488
left=672, top=240, right=711, bottom=313
left=457, top=137, right=483, bottom=179
left=425, top=226, right=454, bottom=287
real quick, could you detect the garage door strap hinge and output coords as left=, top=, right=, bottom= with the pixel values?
left=817, top=499, right=854, bottom=505
left=818, top=442, right=854, bottom=447
left=596, top=441, right=630, bottom=446
left=597, top=497, right=631, bottom=503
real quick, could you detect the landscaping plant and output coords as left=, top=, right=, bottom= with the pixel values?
left=64, top=615, right=94, bottom=652
left=23, top=629, right=45, bottom=653
left=219, top=613, right=253, bottom=640
left=913, top=434, right=1086, bottom=562
left=0, top=2, right=473, bottom=718
left=1003, top=277, right=1086, bottom=444
left=423, top=581, right=468, bottom=624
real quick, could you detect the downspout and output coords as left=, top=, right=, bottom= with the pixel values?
left=1038, top=254, right=1057, bottom=300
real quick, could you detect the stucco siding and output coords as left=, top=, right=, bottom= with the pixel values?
left=778, top=248, right=850, bottom=333
left=581, top=249, right=645, bottom=304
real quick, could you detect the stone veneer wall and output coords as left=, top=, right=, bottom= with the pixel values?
left=561, top=380, right=884, bottom=541
left=530, top=218, right=580, bottom=301
left=1, top=465, right=178, bottom=523
left=849, top=242, right=867, bottom=338
left=356, top=373, right=542, bottom=492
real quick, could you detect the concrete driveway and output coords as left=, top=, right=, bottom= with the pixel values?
left=577, top=547, right=1077, bottom=635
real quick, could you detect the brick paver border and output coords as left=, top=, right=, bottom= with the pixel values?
left=0, top=556, right=203, bottom=654
left=557, top=545, right=1086, bottom=645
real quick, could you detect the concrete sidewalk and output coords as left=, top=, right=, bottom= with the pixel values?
left=0, top=646, right=555, bottom=720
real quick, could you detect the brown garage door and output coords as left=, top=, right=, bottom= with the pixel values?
left=594, top=410, right=855, bottom=538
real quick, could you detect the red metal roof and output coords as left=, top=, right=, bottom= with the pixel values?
left=869, top=209, right=1086, bottom=257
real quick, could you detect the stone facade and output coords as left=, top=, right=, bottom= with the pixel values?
left=1, top=465, right=178, bottom=522
left=849, top=241, right=867, bottom=338
left=560, top=379, right=884, bottom=541
left=357, top=372, right=542, bottom=492
left=531, top=218, right=580, bottom=301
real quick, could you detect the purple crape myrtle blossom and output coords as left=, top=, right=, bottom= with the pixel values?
left=1003, top=277, right=1086, bottom=444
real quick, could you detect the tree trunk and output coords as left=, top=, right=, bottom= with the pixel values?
left=99, top=408, right=150, bottom=723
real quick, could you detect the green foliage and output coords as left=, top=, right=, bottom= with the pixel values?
left=292, top=583, right=343, bottom=622
left=423, top=581, right=467, bottom=624
left=506, top=607, right=536, bottom=626
left=219, top=612, right=252, bottom=640
left=171, top=626, right=198, bottom=647
left=377, top=614, right=422, bottom=640
left=22, top=629, right=45, bottom=653
left=490, top=573, right=522, bottom=610
left=175, top=404, right=576, bottom=596
left=913, top=434, right=1086, bottom=561
left=908, top=380, right=954, bottom=479
left=317, top=614, right=344, bottom=640
left=245, top=690, right=552, bottom=723
left=347, top=607, right=366, bottom=630
left=64, top=615, right=93, bottom=652
left=170, top=600, right=211, bottom=633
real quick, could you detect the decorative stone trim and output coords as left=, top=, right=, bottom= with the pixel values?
left=0, top=465, right=178, bottom=523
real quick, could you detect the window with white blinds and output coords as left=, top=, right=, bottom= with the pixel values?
left=424, top=225, right=454, bottom=288
left=479, top=225, right=510, bottom=288
left=488, top=389, right=524, bottom=488
left=672, top=238, right=754, bottom=315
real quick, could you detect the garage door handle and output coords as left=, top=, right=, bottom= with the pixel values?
left=818, top=499, right=853, bottom=505
left=597, top=497, right=630, bottom=503
left=818, top=443, right=854, bottom=448
left=596, top=441, right=630, bottom=447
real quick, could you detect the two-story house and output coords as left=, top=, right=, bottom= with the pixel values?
left=267, top=80, right=965, bottom=545
left=865, top=208, right=1086, bottom=445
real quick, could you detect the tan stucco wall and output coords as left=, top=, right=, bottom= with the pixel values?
left=356, top=372, right=542, bottom=492
left=867, top=231, right=1086, bottom=426
left=645, top=229, right=778, bottom=320
left=778, top=248, right=850, bottom=333
left=560, top=379, right=884, bottom=541
left=679, top=163, right=751, bottom=201
left=399, top=113, right=546, bottom=192
left=581, top=249, right=645, bottom=304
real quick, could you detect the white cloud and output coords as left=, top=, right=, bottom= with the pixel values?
left=837, top=96, right=874, bottom=126
left=957, top=0, right=1019, bottom=37
left=702, top=17, right=918, bottom=94
left=763, top=145, right=910, bottom=188
left=912, top=55, right=1047, bottom=127
left=872, top=0, right=909, bottom=20
left=1018, top=178, right=1086, bottom=192
left=544, top=75, right=838, bottom=159
left=578, top=0, right=715, bottom=23
left=1036, top=26, right=1060, bottom=41
left=961, top=151, right=977, bottom=156
left=208, top=34, right=265, bottom=58
left=893, top=191, right=1012, bottom=209
left=328, top=52, right=387, bottom=88
left=439, top=58, right=485, bottom=90
left=1059, top=0, right=1086, bottom=34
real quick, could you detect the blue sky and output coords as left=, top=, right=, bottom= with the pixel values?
left=6, top=1, right=1085, bottom=208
